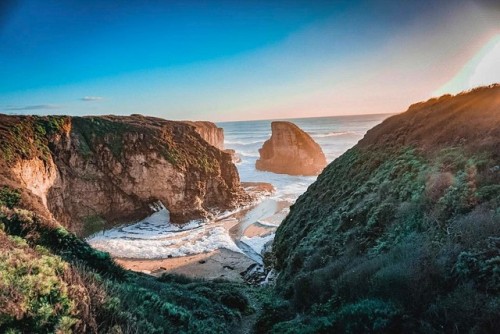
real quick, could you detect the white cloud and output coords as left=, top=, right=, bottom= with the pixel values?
left=80, top=96, right=104, bottom=101
left=3, top=104, right=62, bottom=111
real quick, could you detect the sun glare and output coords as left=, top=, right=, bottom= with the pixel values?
left=436, top=34, right=500, bottom=95
left=469, top=35, right=500, bottom=88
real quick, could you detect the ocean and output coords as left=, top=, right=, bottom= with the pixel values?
left=221, top=113, right=393, bottom=203
left=88, top=113, right=392, bottom=260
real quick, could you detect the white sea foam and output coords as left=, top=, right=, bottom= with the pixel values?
left=238, top=151, right=261, bottom=158
left=241, top=233, right=275, bottom=255
left=87, top=203, right=241, bottom=258
left=312, top=131, right=360, bottom=138
left=89, top=225, right=241, bottom=259
left=225, top=139, right=265, bottom=145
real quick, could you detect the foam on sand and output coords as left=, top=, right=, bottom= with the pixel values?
left=241, top=233, right=275, bottom=255
left=87, top=202, right=241, bottom=259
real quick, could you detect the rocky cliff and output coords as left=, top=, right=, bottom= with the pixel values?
left=183, top=121, right=242, bottom=163
left=256, top=121, right=327, bottom=175
left=0, top=114, right=247, bottom=235
left=263, top=85, right=500, bottom=332
left=183, top=121, right=225, bottom=150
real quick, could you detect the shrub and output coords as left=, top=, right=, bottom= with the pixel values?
left=254, top=297, right=293, bottom=334
left=331, top=299, right=402, bottom=333
left=0, top=187, right=21, bottom=209
left=0, top=232, right=78, bottom=333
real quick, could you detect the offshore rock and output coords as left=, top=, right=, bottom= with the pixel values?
left=256, top=121, right=327, bottom=176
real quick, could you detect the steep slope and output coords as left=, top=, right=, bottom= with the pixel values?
left=183, top=120, right=242, bottom=163
left=182, top=120, right=225, bottom=150
left=256, top=121, right=327, bottom=176
left=0, top=191, right=250, bottom=333
left=264, top=85, right=500, bottom=333
left=0, top=114, right=247, bottom=235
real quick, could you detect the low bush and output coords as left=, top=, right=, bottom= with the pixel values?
left=0, top=186, right=21, bottom=209
left=0, top=205, right=250, bottom=333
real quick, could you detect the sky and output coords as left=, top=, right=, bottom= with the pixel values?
left=0, top=0, right=499, bottom=121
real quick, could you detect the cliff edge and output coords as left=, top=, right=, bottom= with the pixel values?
left=0, top=114, right=248, bottom=235
left=182, top=121, right=225, bottom=150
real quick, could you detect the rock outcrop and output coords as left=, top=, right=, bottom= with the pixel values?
left=0, top=114, right=248, bottom=235
left=183, top=121, right=224, bottom=150
left=224, top=149, right=241, bottom=164
left=182, top=121, right=242, bottom=163
left=256, top=121, right=327, bottom=176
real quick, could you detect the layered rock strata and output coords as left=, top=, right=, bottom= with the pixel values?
left=183, top=121, right=224, bottom=150
left=0, top=114, right=248, bottom=235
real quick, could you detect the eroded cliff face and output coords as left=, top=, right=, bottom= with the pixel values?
left=0, top=114, right=247, bottom=235
left=183, top=121, right=224, bottom=150
left=183, top=121, right=242, bottom=163
left=256, top=121, right=327, bottom=176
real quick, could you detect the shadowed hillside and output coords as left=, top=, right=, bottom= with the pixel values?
left=263, top=85, right=500, bottom=333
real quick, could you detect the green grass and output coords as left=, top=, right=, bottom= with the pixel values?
left=0, top=116, right=68, bottom=164
left=0, top=187, right=21, bottom=209
left=0, top=196, right=251, bottom=333
left=72, top=117, right=135, bottom=159
left=0, top=233, right=78, bottom=333
left=82, top=215, right=107, bottom=237
left=265, top=145, right=500, bottom=333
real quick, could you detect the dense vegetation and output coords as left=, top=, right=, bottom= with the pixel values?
left=0, top=197, right=251, bottom=333
left=264, top=86, right=500, bottom=333
left=70, top=115, right=224, bottom=173
left=0, top=115, right=68, bottom=163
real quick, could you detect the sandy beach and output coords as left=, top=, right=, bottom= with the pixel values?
left=116, top=248, right=255, bottom=282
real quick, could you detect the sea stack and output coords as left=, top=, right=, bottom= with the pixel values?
left=256, top=121, right=327, bottom=176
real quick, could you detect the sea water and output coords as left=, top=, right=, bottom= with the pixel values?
left=88, top=114, right=392, bottom=259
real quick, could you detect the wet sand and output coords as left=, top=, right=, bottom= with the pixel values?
left=116, top=248, right=255, bottom=282
left=243, top=224, right=274, bottom=238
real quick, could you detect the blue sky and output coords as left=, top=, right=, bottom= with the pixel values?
left=1, top=0, right=499, bottom=121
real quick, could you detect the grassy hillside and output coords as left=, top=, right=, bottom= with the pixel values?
left=0, top=188, right=251, bottom=333
left=264, top=85, right=500, bottom=333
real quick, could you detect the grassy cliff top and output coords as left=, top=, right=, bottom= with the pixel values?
left=0, top=114, right=232, bottom=173
left=359, top=84, right=500, bottom=155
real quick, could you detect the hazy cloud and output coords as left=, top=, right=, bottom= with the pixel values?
left=3, top=104, right=62, bottom=111
left=81, top=96, right=103, bottom=101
